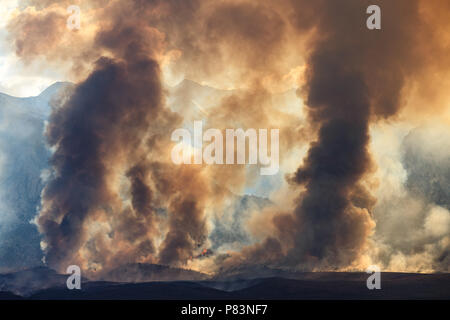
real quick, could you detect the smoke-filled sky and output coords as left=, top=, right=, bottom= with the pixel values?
left=0, top=0, right=449, bottom=276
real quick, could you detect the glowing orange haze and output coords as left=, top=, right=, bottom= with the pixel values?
left=6, top=0, right=450, bottom=276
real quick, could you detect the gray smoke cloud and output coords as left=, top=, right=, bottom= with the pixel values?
left=372, top=125, right=450, bottom=272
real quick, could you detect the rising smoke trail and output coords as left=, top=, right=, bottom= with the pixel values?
left=39, top=38, right=165, bottom=269
left=283, top=0, right=428, bottom=269
left=221, top=0, right=437, bottom=271
left=26, top=1, right=211, bottom=273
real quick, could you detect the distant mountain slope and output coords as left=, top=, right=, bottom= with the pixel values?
left=0, top=82, right=73, bottom=119
left=0, top=82, right=73, bottom=271
left=167, top=79, right=298, bottom=123
left=167, top=79, right=232, bottom=120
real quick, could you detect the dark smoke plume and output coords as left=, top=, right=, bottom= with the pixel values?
left=218, top=0, right=433, bottom=271
left=39, top=55, right=164, bottom=269
left=36, top=2, right=206, bottom=272
left=279, top=0, right=426, bottom=268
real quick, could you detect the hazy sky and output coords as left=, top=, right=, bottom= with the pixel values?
left=0, top=0, right=64, bottom=97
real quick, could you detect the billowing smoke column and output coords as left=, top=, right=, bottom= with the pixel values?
left=35, top=2, right=210, bottom=272
left=39, top=32, right=163, bottom=268
left=219, top=0, right=429, bottom=270
left=289, top=66, right=373, bottom=267
left=276, top=0, right=425, bottom=268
